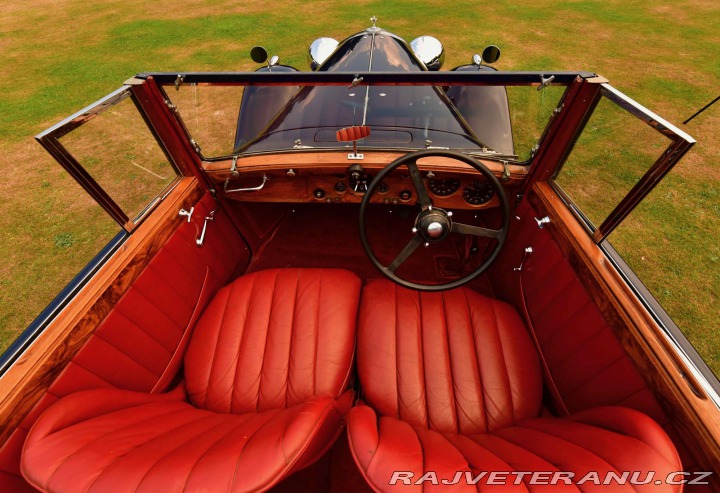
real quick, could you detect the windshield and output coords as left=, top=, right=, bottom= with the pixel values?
left=236, top=31, right=483, bottom=154
left=164, top=32, right=567, bottom=162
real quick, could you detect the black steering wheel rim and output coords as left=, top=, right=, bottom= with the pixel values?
left=359, top=149, right=510, bottom=292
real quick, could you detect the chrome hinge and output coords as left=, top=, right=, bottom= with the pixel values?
left=535, top=216, right=551, bottom=229
left=164, top=100, right=177, bottom=112
left=230, top=155, right=239, bottom=176
left=190, top=139, right=201, bottom=153
left=174, top=74, right=185, bottom=91
left=501, top=160, right=511, bottom=182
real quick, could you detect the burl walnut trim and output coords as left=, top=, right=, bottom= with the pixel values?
left=202, top=151, right=528, bottom=182
left=0, top=178, right=203, bottom=445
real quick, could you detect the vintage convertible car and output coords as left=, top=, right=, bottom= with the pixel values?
left=0, top=18, right=717, bottom=492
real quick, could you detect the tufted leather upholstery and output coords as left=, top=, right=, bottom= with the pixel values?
left=357, top=280, right=542, bottom=434
left=348, top=279, right=682, bottom=491
left=22, top=268, right=361, bottom=493
left=185, top=268, right=358, bottom=414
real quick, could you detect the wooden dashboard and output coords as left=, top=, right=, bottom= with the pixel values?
left=203, top=151, right=528, bottom=210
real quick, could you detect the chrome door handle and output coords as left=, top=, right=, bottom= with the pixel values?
left=196, top=213, right=215, bottom=247
left=514, top=246, right=533, bottom=272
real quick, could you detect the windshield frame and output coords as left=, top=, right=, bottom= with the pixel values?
left=150, top=70, right=588, bottom=164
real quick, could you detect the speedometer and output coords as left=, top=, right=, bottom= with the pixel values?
left=428, top=179, right=460, bottom=196
left=463, top=180, right=494, bottom=205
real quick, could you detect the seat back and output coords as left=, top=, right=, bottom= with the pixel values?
left=185, top=268, right=360, bottom=413
left=358, top=279, right=543, bottom=434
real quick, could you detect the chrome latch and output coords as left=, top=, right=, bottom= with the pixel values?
left=538, top=74, right=555, bottom=91
left=348, top=75, right=364, bottom=89
left=535, top=216, right=551, bottom=229
left=514, top=246, right=533, bottom=272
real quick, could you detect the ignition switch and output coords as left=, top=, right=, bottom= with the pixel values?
left=348, top=164, right=369, bottom=193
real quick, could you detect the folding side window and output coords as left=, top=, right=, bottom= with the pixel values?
left=37, top=85, right=181, bottom=231
left=550, top=84, right=720, bottom=394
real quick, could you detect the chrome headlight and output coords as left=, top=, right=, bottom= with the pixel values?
left=308, top=37, right=339, bottom=70
left=410, top=36, right=445, bottom=71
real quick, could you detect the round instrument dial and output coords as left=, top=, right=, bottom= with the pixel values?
left=428, top=178, right=460, bottom=196
left=463, top=180, right=494, bottom=205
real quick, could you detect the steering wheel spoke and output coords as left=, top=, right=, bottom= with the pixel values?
left=386, top=235, right=424, bottom=273
left=406, top=161, right=432, bottom=209
left=451, top=222, right=502, bottom=240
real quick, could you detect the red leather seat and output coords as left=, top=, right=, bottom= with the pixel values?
left=22, top=268, right=361, bottom=493
left=348, top=279, right=682, bottom=491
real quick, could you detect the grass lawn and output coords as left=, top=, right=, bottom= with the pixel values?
left=0, top=1, right=718, bottom=372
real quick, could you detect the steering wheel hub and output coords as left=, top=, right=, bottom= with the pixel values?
left=417, top=209, right=451, bottom=242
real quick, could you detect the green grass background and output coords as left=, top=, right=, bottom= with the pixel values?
left=0, top=0, right=717, bottom=372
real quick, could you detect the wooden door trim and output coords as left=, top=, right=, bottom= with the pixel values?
left=0, top=178, right=203, bottom=444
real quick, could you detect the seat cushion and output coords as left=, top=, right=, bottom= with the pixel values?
left=186, top=268, right=361, bottom=413
left=351, top=280, right=682, bottom=491
left=23, top=387, right=353, bottom=493
left=347, top=404, right=682, bottom=491
left=358, top=279, right=542, bottom=434
left=22, top=268, right=362, bottom=493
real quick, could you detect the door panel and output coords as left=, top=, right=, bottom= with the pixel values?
left=491, top=198, right=668, bottom=424
left=0, top=188, right=248, bottom=490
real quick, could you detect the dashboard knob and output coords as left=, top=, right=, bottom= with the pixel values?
left=399, top=190, right=412, bottom=201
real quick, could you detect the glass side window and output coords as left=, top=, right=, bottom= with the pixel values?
left=59, top=94, right=178, bottom=222
left=551, top=84, right=714, bottom=379
left=607, top=178, right=719, bottom=377
left=554, top=95, right=669, bottom=229
left=2, top=83, right=181, bottom=365
left=39, top=86, right=181, bottom=230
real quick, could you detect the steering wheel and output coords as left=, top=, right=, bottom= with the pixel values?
left=359, top=149, right=510, bottom=291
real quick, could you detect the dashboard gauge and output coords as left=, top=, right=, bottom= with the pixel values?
left=428, top=178, right=460, bottom=196
left=463, top=180, right=494, bottom=205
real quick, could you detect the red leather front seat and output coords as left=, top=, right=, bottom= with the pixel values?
left=22, top=268, right=361, bottom=493
left=348, top=279, right=682, bottom=491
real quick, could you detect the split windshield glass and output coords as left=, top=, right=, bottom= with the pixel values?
left=164, top=80, right=566, bottom=163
